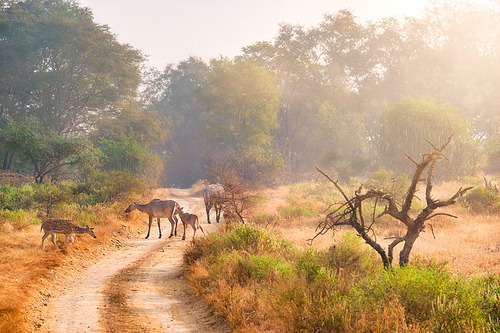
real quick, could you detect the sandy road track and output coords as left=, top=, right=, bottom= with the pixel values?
left=36, top=188, right=229, bottom=333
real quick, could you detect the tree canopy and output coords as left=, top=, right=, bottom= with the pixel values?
left=0, top=0, right=144, bottom=135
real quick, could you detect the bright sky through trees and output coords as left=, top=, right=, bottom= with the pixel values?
left=76, top=0, right=432, bottom=69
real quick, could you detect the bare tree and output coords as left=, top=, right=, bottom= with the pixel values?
left=205, top=159, right=248, bottom=224
left=310, top=135, right=472, bottom=267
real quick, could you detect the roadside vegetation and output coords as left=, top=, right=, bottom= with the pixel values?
left=185, top=176, right=500, bottom=333
left=0, top=171, right=153, bottom=333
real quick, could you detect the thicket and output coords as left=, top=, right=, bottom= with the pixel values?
left=185, top=224, right=500, bottom=332
left=0, top=170, right=145, bottom=232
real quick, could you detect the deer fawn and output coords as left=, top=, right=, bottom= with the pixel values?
left=40, top=219, right=97, bottom=248
left=174, top=206, right=205, bottom=240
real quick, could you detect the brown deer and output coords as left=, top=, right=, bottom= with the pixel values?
left=40, top=219, right=97, bottom=249
left=203, top=183, right=224, bottom=224
left=124, top=199, right=179, bottom=239
left=174, top=206, right=205, bottom=240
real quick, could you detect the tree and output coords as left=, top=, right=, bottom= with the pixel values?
left=0, top=0, right=143, bottom=135
left=199, top=57, right=279, bottom=149
left=199, top=57, right=284, bottom=185
left=143, top=57, right=208, bottom=187
left=312, top=136, right=472, bottom=268
left=368, top=96, right=474, bottom=178
left=0, top=116, right=100, bottom=183
left=243, top=19, right=368, bottom=177
left=99, top=133, right=163, bottom=187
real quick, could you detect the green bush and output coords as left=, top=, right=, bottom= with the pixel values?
left=460, top=187, right=500, bottom=214
left=0, top=184, right=36, bottom=211
left=86, top=170, right=146, bottom=203
left=0, top=209, right=39, bottom=231
left=32, top=183, right=74, bottom=216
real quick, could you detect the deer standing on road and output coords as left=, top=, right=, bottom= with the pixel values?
left=203, top=184, right=224, bottom=224
left=124, top=199, right=179, bottom=239
left=41, top=219, right=97, bottom=249
left=174, top=206, right=205, bottom=240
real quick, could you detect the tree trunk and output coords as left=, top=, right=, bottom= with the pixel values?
left=399, top=222, right=424, bottom=266
left=7, top=152, right=13, bottom=170
left=2, top=150, right=9, bottom=170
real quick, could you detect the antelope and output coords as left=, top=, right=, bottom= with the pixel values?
left=174, top=206, right=205, bottom=240
left=124, top=199, right=179, bottom=239
left=203, top=183, right=224, bottom=224
left=40, top=219, right=97, bottom=248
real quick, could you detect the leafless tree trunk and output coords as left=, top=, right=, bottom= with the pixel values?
left=311, top=135, right=472, bottom=267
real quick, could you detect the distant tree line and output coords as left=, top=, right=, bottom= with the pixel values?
left=1, top=0, right=499, bottom=187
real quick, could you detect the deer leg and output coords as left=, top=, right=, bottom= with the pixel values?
left=157, top=218, right=162, bottom=239
left=145, top=216, right=153, bottom=239
left=51, top=233, right=57, bottom=246
left=41, top=232, right=49, bottom=248
left=182, top=220, right=187, bottom=241
left=168, top=217, right=175, bottom=238
left=192, top=223, right=197, bottom=240
left=68, top=235, right=75, bottom=246
left=205, top=202, right=213, bottom=224
left=215, top=204, right=221, bottom=223
left=174, top=215, right=178, bottom=236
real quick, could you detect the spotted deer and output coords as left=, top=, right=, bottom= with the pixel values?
left=174, top=206, right=205, bottom=240
left=40, top=219, right=97, bottom=248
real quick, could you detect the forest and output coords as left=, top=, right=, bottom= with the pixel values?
left=1, top=0, right=499, bottom=188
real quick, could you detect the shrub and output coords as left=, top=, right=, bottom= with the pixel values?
left=460, top=187, right=500, bottom=214
left=87, top=170, right=146, bottom=203
left=0, top=209, right=39, bottom=231
left=32, top=183, right=74, bottom=216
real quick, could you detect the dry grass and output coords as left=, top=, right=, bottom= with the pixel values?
left=249, top=181, right=500, bottom=277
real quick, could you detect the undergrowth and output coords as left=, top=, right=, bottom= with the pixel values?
left=184, top=224, right=500, bottom=333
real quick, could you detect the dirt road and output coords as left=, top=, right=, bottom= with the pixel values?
left=36, top=188, right=229, bottom=333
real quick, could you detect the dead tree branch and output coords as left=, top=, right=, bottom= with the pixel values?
left=310, top=135, right=472, bottom=267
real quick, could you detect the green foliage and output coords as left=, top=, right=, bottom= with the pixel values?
left=99, top=133, right=163, bottom=186
left=0, top=185, right=32, bottom=211
left=0, top=209, right=39, bottom=231
left=277, top=205, right=314, bottom=220
left=0, top=116, right=101, bottom=183
left=84, top=170, right=146, bottom=204
left=379, top=262, right=485, bottom=331
left=370, top=96, right=473, bottom=179
left=32, top=183, right=73, bottom=216
left=0, top=0, right=143, bottom=135
left=460, top=187, right=500, bottom=215
left=185, top=224, right=497, bottom=332
left=200, top=57, right=279, bottom=149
